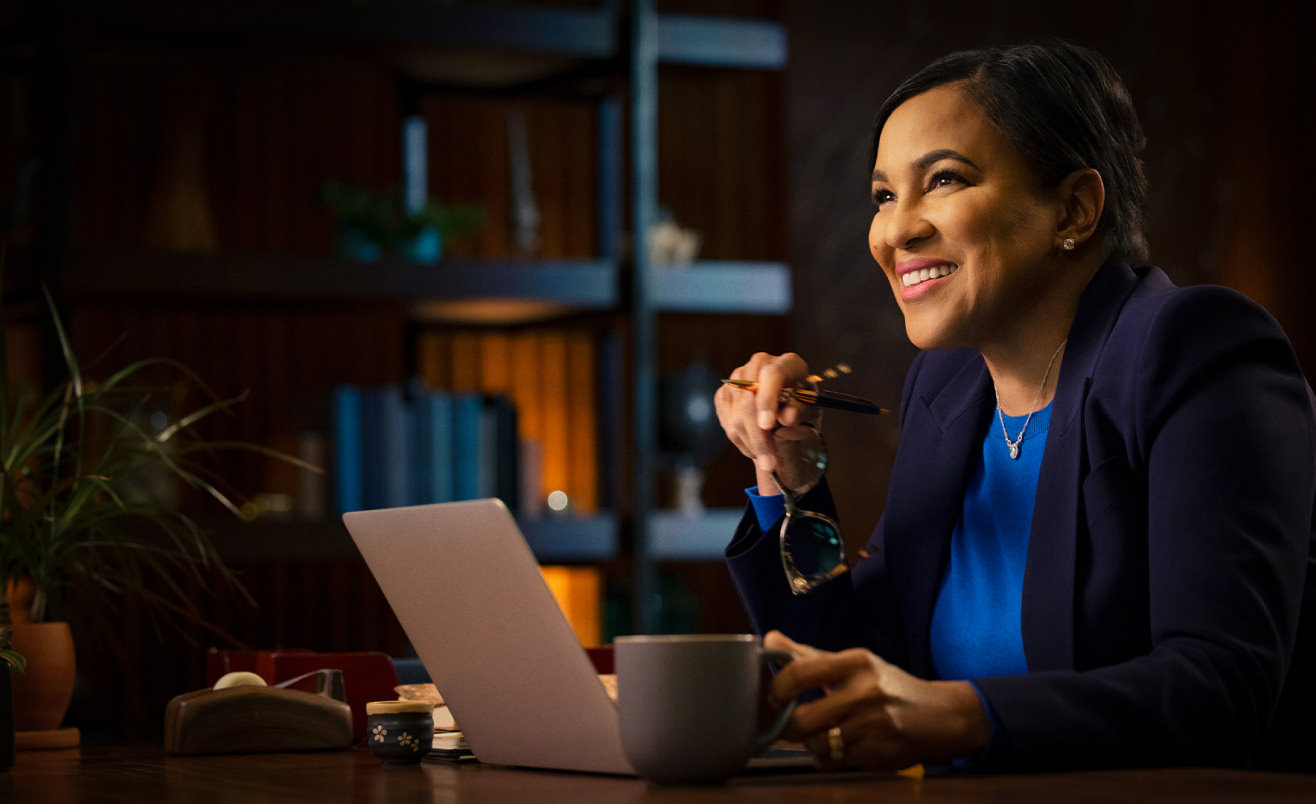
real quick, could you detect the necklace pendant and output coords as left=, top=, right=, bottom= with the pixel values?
left=1008, top=442, right=1020, bottom=459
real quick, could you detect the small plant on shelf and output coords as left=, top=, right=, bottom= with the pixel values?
left=320, top=181, right=483, bottom=263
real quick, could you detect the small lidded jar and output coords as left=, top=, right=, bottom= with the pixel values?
left=365, top=700, right=434, bottom=764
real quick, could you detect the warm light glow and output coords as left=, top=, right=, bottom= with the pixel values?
left=410, top=298, right=572, bottom=325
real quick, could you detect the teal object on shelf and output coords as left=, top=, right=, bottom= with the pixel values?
left=337, top=226, right=382, bottom=261
left=400, top=227, right=442, bottom=264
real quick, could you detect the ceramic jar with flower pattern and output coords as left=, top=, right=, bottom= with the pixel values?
left=365, top=700, right=434, bottom=764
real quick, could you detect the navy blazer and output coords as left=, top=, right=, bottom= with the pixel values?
left=727, top=261, right=1316, bottom=770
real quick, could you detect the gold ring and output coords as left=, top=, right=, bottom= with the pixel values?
left=827, top=725, right=844, bottom=762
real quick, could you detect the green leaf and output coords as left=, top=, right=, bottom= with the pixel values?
left=0, top=271, right=317, bottom=636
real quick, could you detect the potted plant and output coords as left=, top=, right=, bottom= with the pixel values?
left=320, top=181, right=482, bottom=263
left=0, top=277, right=316, bottom=744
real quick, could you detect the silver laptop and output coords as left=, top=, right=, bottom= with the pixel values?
left=344, top=498, right=635, bottom=774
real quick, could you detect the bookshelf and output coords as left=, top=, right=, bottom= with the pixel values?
left=61, top=253, right=790, bottom=315
left=12, top=1, right=790, bottom=632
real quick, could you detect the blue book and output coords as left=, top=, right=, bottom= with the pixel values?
left=331, top=384, right=364, bottom=515
left=411, top=387, right=455, bottom=505
left=376, top=385, right=411, bottom=509
left=453, top=392, right=485, bottom=501
left=359, top=388, right=383, bottom=508
left=486, top=394, right=520, bottom=511
left=360, top=385, right=410, bottom=509
left=407, top=382, right=430, bottom=506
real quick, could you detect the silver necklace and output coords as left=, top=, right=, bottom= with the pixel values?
left=994, top=339, right=1066, bottom=460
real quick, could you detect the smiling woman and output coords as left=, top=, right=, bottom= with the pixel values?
left=713, top=39, right=1316, bottom=773
left=867, top=83, right=1094, bottom=376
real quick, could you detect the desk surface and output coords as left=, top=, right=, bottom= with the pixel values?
left=5, top=743, right=1314, bottom=803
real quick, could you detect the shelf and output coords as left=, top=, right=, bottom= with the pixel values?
left=217, top=508, right=743, bottom=565
left=64, top=253, right=791, bottom=317
left=521, top=513, right=619, bottom=563
left=77, top=2, right=617, bottom=59
left=72, top=3, right=787, bottom=72
left=653, top=261, right=792, bottom=314
left=63, top=252, right=619, bottom=314
left=649, top=507, right=743, bottom=561
left=215, top=512, right=617, bottom=565
left=657, top=15, right=788, bottom=69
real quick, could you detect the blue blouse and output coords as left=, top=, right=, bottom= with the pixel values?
left=929, top=404, right=1050, bottom=681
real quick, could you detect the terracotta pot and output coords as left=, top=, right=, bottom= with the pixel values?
left=8, top=621, right=76, bottom=732
left=6, top=576, right=36, bottom=625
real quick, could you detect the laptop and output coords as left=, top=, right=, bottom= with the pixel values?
left=344, top=498, right=635, bottom=774
left=345, top=498, right=814, bottom=777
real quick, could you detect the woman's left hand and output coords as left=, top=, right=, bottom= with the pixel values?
left=764, top=631, right=992, bottom=770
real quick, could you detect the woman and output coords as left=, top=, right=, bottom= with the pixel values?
left=715, top=40, right=1316, bottom=772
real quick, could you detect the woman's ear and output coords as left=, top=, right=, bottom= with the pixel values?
left=1057, top=168, right=1105, bottom=248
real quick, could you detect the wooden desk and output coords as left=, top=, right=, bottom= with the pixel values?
left=4, top=743, right=1314, bottom=803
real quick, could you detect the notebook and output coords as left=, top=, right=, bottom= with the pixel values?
left=344, top=498, right=814, bottom=776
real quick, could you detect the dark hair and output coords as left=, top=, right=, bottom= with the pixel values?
left=869, top=40, right=1149, bottom=265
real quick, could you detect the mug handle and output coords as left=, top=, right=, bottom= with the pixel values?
left=754, top=647, right=797, bottom=754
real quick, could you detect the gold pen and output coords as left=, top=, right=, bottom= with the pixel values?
left=721, top=379, right=889, bottom=415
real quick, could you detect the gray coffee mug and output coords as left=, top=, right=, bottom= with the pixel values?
left=615, top=634, right=796, bottom=784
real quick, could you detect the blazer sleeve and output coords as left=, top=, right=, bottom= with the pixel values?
left=975, top=286, right=1316, bottom=770
left=724, top=354, right=934, bottom=665
left=725, top=482, right=898, bottom=656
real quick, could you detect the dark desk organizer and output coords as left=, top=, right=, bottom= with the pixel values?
left=164, top=669, right=353, bottom=755
left=205, top=648, right=399, bottom=742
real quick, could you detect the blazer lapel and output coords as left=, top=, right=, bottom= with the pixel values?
left=1022, top=261, right=1143, bottom=671
left=884, top=354, right=993, bottom=677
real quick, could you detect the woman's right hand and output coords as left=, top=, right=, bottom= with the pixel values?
left=763, top=631, right=991, bottom=770
left=714, top=352, right=812, bottom=484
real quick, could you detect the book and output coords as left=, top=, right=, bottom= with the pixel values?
left=334, top=382, right=525, bottom=512
left=452, top=392, right=485, bottom=501
left=510, top=332, right=545, bottom=513
left=409, top=326, right=598, bottom=515
left=361, top=384, right=410, bottom=509
left=485, top=394, right=520, bottom=509
left=410, top=385, right=455, bottom=505
left=297, top=430, right=328, bottom=520
left=331, top=384, right=363, bottom=514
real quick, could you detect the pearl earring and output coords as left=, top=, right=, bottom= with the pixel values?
left=1062, top=238, right=1077, bottom=251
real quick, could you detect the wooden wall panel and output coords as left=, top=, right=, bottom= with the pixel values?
left=71, top=53, right=400, bottom=256
left=422, top=94, right=599, bottom=260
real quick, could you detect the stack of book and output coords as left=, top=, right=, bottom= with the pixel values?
left=414, top=327, right=602, bottom=517
left=331, top=383, right=520, bottom=514
left=329, top=327, right=601, bottom=519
